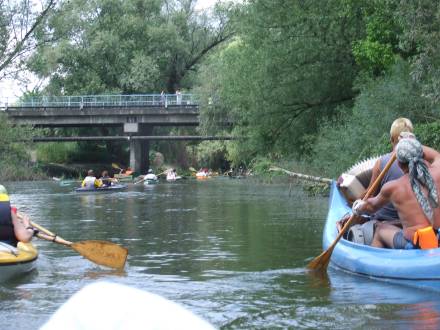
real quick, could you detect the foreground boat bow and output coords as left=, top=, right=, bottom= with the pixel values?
left=0, top=242, right=38, bottom=282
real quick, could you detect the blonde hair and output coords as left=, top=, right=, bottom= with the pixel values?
left=390, top=118, right=413, bottom=143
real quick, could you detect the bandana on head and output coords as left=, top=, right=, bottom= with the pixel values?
left=396, top=138, right=439, bottom=223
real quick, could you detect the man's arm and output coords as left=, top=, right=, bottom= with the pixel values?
left=364, top=159, right=381, bottom=198
left=423, top=146, right=440, bottom=164
left=12, top=212, right=34, bottom=242
left=354, top=182, right=393, bottom=215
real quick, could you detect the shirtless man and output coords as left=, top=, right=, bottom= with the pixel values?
left=352, top=138, right=440, bottom=249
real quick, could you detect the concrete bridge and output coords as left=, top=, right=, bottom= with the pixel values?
left=2, top=94, right=231, bottom=173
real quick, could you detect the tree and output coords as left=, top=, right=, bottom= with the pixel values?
left=396, top=1, right=440, bottom=104
left=197, top=0, right=368, bottom=164
left=0, top=0, right=56, bottom=81
left=28, top=0, right=234, bottom=94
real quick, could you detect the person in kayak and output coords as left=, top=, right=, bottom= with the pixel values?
left=364, top=118, right=414, bottom=222
left=352, top=137, right=440, bottom=250
left=337, top=118, right=413, bottom=232
left=144, top=169, right=158, bottom=181
left=166, top=169, right=177, bottom=181
left=81, top=170, right=103, bottom=189
left=337, top=119, right=440, bottom=243
left=0, top=185, right=35, bottom=246
left=99, top=170, right=118, bottom=187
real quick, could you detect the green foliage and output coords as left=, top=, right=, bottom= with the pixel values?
left=248, top=157, right=272, bottom=175
left=309, top=60, right=429, bottom=178
left=415, top=122, right=440, bottom=150
left=352, top=40, right=395, bottom=75
left=0, top=114, right=42, bottom=180
left=197, top=0, right=365, bottom=164
left=351, top=0, right=400, bottom=76
left=395, top=2, right=440, bottom=104
left=36, top=142, right=80, bottom=163
left=193, top=141, right=229, bottom=170
left=29, top=0, right=233, bottom=94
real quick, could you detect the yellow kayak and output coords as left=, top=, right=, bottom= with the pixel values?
left=0, top=242, right=38, bottom=282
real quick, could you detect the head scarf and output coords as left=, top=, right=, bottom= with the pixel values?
left=396, top=138, right=439, bottom=223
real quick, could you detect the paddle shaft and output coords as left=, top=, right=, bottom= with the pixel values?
left=308, top=153, right=397, bottom=271
left=31, top=221, right=73, bottom=246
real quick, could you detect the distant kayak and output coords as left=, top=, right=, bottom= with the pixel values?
left=166, top=176, right=182, bottom=182
left=143, top=179, right=158, bottom=185
left=0, top=242, right=38, bottom=282
left=75, top=184, right=127, bottom=193
left=196, top=172, right=210, bottom=179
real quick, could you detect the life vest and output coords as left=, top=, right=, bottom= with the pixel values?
left=412, top=226, right=438, bottom=250
left=0, top=193, right=18, bottom=247
left=82, top=176, right=102, bottom=188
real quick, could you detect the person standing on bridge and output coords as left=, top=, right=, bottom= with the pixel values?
left=161, top=90, right=166, bottom=108
left=176, top=89, right=182, bottom=105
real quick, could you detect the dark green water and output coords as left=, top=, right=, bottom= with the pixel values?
left=1, top=178, right=440, bottom=329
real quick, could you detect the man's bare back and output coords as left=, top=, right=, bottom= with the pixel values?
left=383, top=175, right=434, bottom=240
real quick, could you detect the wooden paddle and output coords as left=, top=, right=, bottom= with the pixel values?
left=30, top=221, right=128, bottom=269
left=112, top=163, right=124, bottom=174
left=307, top=153, right=397, bottom=272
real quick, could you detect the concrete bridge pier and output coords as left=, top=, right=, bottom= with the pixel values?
left=126, top=123, right=152, bottom=175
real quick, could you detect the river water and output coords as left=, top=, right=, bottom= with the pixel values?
left=1, top=178, right=440, bottom=329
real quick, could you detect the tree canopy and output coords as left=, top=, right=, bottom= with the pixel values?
left=29, top=0, right=233, bottom=94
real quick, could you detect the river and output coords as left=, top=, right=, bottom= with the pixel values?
left=1, top=178, right=440, bottom=329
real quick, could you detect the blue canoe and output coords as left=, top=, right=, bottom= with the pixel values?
left=323, top=181, right=440, bottom=291
left=75, top=184, right=127, bottom=193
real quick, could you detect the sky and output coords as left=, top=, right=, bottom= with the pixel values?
left=0, top=0, right=227, bottom=101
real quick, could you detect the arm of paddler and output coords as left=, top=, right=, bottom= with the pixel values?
left=13, top=211, right=34, bottom=242
left=353, top=181, right=393, bottom=216
left=423, top=145, right=440, bottom=165
left=362, top=159, right=382, bottom=198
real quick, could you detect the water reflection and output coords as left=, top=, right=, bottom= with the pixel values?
left=327, top=268, right=440, bottom=329
left=2, top=179, right=440, bottom=329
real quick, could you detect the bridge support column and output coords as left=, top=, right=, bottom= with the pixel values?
left=127, top=124, right=152, bottom=174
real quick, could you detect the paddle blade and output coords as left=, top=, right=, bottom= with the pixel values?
left=71, top=240, right=128, bottom=269
left=307, top=247, right=333, bottom=271
left=112, top=163, right=122, bottom=170
left=189, top=167, right=196, bottom=172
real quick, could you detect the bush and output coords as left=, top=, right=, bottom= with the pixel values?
left=36, top=142, right=80, bottom=163
left=309, top=60, right=429, bottom=178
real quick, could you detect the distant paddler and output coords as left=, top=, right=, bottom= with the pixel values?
left=0, top=184, right=36, bottom=246
left=81, top=169, right=103, bottom=189
left=196, top=168, right=210, bottom=179
left=99, top=170, right=118, bottom=187
left=166, top=169, right=181, bottom=182
left=0, top=184, right=39, bottom=281
left=144, top=169, right=158, bottom=184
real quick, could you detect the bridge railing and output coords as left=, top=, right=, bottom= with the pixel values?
left=0, top=94, right=197, bottom=109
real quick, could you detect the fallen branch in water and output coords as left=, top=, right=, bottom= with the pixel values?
left=269, top=166, right=332, bottom=184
